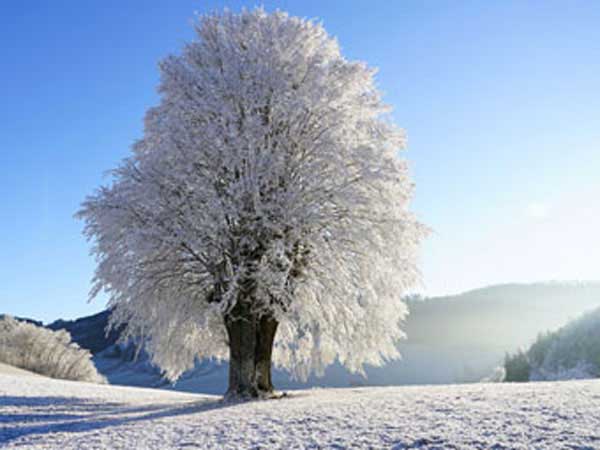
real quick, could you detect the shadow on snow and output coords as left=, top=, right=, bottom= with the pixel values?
left=0, top=395, right=233, bottom=444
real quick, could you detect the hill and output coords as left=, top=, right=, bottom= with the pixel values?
left=18, top=281, right=600, bottom=392
left=406, top=281, right=600, bottom=349
left=47, top=310, right=121, bottom=354
left=1, top=370, right=599, bottom=448
left=505, top=306, right=600, bottom=381
left=394, top=281, right=600, bottom=384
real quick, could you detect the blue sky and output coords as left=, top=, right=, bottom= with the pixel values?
left=1, top=0, right=599, bottom=322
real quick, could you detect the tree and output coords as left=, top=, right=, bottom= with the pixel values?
left=504, top=350, right=531, bottom=382
left=78, top=9, right=426, bottom=398
left=0, top=316, right=106, bottom=383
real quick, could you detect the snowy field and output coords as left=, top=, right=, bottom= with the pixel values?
left=1, top=372, right=599, bottom=449
left=0, top=363, right=40, bottom=378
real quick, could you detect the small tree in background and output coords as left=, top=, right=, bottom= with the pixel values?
left=504, top=350, right=531, bottom=382
left=78, top=9, right=426, bottom=398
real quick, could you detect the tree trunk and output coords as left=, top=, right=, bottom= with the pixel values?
left=225, top=301, right=279, bottom=399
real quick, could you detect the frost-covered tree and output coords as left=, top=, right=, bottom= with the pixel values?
left=78, top=9, right=426, bottom=398
left=0, top=316, right=106, bottom=383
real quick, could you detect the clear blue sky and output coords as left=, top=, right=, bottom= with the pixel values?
left=2, top=0, right=599, bottom=322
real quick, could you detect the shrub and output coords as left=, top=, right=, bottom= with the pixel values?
left=0, top=316, right=106, bottom=383
left=504, top=350, right=530, bottom=382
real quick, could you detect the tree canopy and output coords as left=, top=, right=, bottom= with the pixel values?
left=78, top=9, right=426, bottom=386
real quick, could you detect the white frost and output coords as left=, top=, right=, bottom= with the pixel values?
left=0, top=316, right=105, bottom=384
left=78, top=8, right=426, bottom=382
left=1, top=372, right=599, bottom=449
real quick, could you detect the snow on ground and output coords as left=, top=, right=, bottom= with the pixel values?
left=0, top=363, right=40, bottom=378
left=1, top=373, right=599, bottom=449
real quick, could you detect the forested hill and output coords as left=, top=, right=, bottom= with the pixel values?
left=47, top=310, right=121, bottom=354
left=505, top=305, right=600, bottom=381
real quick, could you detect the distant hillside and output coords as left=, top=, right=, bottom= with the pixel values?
left=406, top=281, right=600, bottom=349
left=505, top=306, right=600, bottom=381
left=21, top=281, right=600, bottom=393
left=372, top=281, right=600, bottom=386
left=47, top=310, right=121, bottom=354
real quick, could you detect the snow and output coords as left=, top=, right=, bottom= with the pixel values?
left=0, top=316, right=105, bottom=383
left=1, top=372, right=599, bottom=449
left=0, top=363, right=40, bottom=377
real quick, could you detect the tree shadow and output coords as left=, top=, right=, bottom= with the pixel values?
left=0, top=396, right=121, bottom=409
left=0, top=395, right=234, bottom=444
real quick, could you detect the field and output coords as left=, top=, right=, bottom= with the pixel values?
left=1, top=370, right=599, bottom=449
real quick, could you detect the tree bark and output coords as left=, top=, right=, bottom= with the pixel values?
left=224, top=300, right=279, bottom=399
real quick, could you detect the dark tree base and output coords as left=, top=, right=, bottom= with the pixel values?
left=223, top=388, right=287, bottom=402
left=224, top=301, right=279, bottom=400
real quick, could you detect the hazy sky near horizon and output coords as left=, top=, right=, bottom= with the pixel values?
left=1, top=0, right=599, bottom=322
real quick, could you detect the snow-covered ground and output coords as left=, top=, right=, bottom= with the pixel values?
left=0, top=363, right=40, bottom=377
left=1, top=372, right=599, bottom=449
